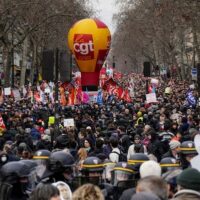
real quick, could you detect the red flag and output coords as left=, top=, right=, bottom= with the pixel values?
left=59, top=87, right=67, bottom=106
left=68, top=87, right=75, bottom=105
left=0, top=115, right=6, bottom=135
left=123, top=89, right=131, bottom=102
left=34, top=91, right=41, bottom=102
left=75, top=87, right=82, bottom=105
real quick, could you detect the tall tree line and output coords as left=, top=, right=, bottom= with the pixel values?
left=0, top=0, right=92, bottom=86
left=112, top=0, right=200, bottom=79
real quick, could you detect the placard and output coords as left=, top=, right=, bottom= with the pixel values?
left=4, top=87, right=11, bottom=96
left=48, top=116, right=55, bottom=124
left=13, top=89, right=21, bottom=101
left=146, top=93, right=157, bottom=104
left=151, top=78, right=159, bottom=85
left=64, top=118, right=75, bottom=127
left=45, top=88, right=51, bottom=93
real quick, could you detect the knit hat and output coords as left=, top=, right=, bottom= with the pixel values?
left=5, top=140, right=13, bottom=146
left=169, top=141, right=181, bottom=150
left=140, top=160, right=161, bottom=178
left=131, top=192, right=160, bottom=200
left=189, top=128, right=198, bottom=135
left=44, top=129, right=51, bottom=135
left=42, top=134, right=51, bottom=142
left=177, top=168, right=200, bottom=191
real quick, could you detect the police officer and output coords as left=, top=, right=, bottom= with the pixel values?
left=0, top=161, right=31, bottom=200
left=128, top=153, right=149, bottom=177
left=32, top=149, right=51, bottom=182
left=160, top=157, right=181, bottom=174
left=102, top=159, right=116, bottom=184
left=40, top=151, right=75, bottom=188
left=20, top=160, right=38, bottom=193
left=178, top=141, right=197, bottom=169
left=81, top=156, right=104, bottom=186
left=112, top=162, right=136, bottom=199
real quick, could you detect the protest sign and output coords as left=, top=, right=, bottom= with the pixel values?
left=146, top=93, right=157, bottom=104
left=45, top=88, right=51, bottom=93
left=64, top=118, right=75, bottom=127
left=151, top=78, right=159, bottom=85
left=4, top=87, right=11, bottom=96
left=13, top=89, right=21, bottom=101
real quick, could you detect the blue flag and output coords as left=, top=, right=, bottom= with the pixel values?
left=186, top=89, right=196, bottom=107
left=97, top=89, right=103, bottom=105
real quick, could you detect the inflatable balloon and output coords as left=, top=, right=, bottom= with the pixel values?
left=68, top=18, right=111, bottom=91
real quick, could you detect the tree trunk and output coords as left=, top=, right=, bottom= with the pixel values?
left=30, top=43, right=37, bottom=84
left=20, top=38, right=28, bottom=87
left=192, top=24, right=200, bottom=64
left=4, top=50, right=12, bottom=87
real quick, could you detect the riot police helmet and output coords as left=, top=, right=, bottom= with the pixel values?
left=0, top=161, right=31, bottom=198
left=81, top=156, right=104, bottom=173
left=160, top=157, right=181, bottom=174
left=128, top=153, right=149, bottom=170
left=112, top=162, right=136, bottom=187
left=179, top=141, right=197, bottom=155
left=179, top=141, right=197, bottom=169
left=20, top=160, right=38, bottom=192
left=80, top=156, right=104, bottom=186
left=48, top=151, right=75, bottom=173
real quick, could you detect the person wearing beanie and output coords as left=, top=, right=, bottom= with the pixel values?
left=140, top=160, right=161, bottom=178
left=162, top=140, right=180, bottom=160
left=172, top=168, right=200, bottom=200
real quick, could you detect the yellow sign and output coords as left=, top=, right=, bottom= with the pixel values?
left=48, top=116, right=55, bottom=124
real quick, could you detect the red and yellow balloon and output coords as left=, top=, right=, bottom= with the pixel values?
left=68, top=18, right=111, bottom=91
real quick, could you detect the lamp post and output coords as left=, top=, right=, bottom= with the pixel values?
left=112, top=56, right=115, bottom=69
left=11, top=31, right=14, bottom=88
left=55, top=48, right=59, bottom=102
left=125, top=60, right=127, bottom=68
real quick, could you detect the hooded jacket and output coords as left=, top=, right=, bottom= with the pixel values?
left=172, top=189, right=200, bottom=200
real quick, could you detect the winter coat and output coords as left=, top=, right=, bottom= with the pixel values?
left=147, top=139, right=165, bottom=162
left=30, top=128, right=41, bottom=141
left=162, top=150, right=175, bottom=159
left=172, top=189, right=200, bottom=200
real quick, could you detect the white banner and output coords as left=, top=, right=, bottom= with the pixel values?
left=64, top=118, right=75, bottom=127
left=146, top=93, right=157, bottom=104
left=13, top=89, right=21, bottom=101
left=151, top=78, right=159, bottom=85
left=4, top=87, right=11, bottom=96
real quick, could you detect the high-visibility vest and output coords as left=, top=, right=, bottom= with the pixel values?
left=135, top=116, right=143, bottom=127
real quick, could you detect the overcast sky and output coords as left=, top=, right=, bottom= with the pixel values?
left=89, top=0, right=119, bottom=34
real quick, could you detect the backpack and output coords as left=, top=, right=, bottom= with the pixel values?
left=112, top=151, right=127, bottom=162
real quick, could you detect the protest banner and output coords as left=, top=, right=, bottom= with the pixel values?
left=146, top=93, right=157, bottom=104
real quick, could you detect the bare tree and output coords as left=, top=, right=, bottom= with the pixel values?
left=0, top=0, right=92, bottom=86
left=112, top=0, right=200, bottom=79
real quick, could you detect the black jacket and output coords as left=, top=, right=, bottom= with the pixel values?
left=147, top=139, right=165, bottom=162
left=119, top=188, right=136, bottom=200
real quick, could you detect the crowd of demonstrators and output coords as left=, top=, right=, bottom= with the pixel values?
left=0, top=73, right=200, bottom=200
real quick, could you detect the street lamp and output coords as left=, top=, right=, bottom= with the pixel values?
left=11, top=31, right=14, bottom=88
left=112, top=56, right=116, bottom=69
